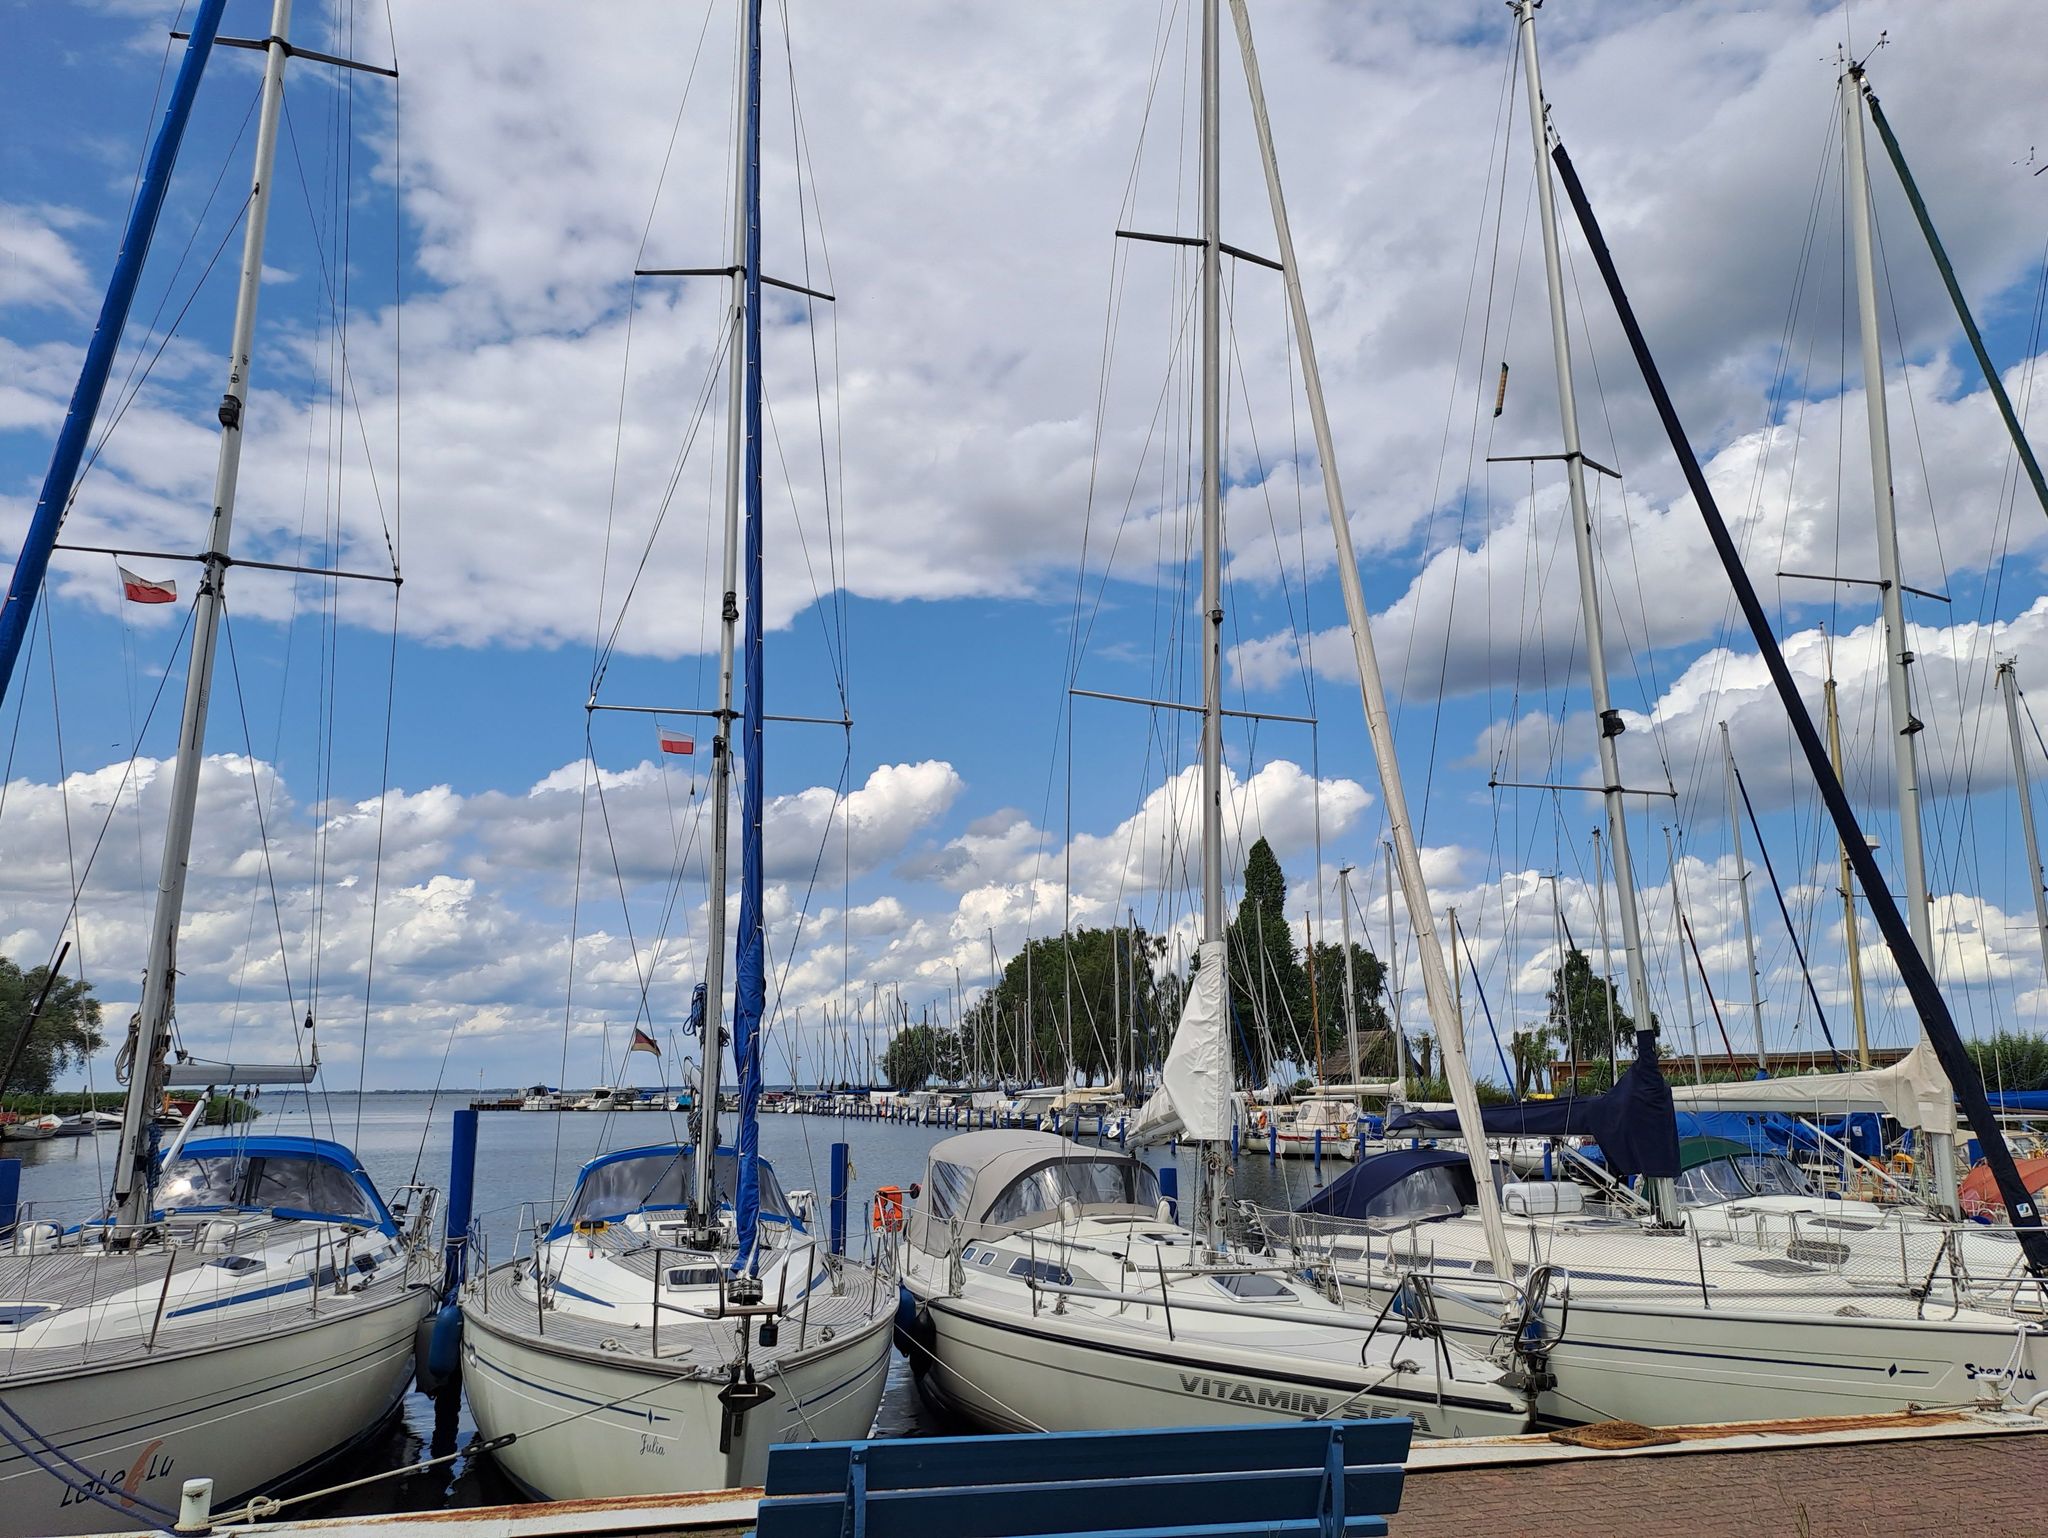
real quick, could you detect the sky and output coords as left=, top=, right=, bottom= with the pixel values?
left=2, top=0, right=2046, bottom=1098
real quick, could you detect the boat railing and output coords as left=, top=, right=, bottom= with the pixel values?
left=1271, top=1198, right=2048, bottom=1319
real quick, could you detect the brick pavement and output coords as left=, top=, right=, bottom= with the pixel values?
left=1392, top=1432, right=2046, bottom=1536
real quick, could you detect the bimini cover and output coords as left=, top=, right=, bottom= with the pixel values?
left=1669, top=1040, right=1957, bottom=1137
left=1387, top=1033, right=1681, bottom=1180
left=1129, top=939, right=1233, bottom=1146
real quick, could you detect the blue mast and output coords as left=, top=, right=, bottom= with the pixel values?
left=730, top=0, right=767, bottom=1274
left=0, top=0, right=229, bottom=706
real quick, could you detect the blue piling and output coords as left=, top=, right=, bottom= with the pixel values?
left=1158, top=1165, right=1180, bottom=1223
left=420, top=1109, right=477, bottom=1397
left=1313, top=1129, right=1322, bottom=1176
left=0, top=1159, right=16, bottom=1234
left=442, top=1110, right=478, bottom=1293
left=1267, top=1124, right=1277, bottom=1162
left=829, top=1141, right=850, bottom=1256
left=1543, top=1143, right=1554, bottom=1181
left=1230, top=1123, right=1239, bottom=1159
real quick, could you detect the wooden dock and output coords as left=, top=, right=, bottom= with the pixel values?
left=116, top=1408, right=2048, bottom=1538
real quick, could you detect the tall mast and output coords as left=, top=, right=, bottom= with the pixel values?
left=1843, top=63, right=1958, bottom=1212
left=112, top=0, right=294, bottom=1232
left=1337, top=865, right=1360, bottom=1084
left=1720, top=723, right=1769, bottom=1072
left=1197, top=0, right=1227, bottom=1245
left=1512, top=1, right=1657, bottom=1044
left=1230, top=0, right=1512, bottom=1278
left=1824, top=635, right=1873, bottom=1066
left=690, top=0, right=756, bottom=1238
left=1198, top=0, right=1224, bottom=944
left=1999, top=660, right=2048, bottom=987
left=728, top=0, right=768, bottom=1270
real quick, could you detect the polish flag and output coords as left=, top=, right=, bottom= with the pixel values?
left=119, top=566, right=177, bottom=605
left=657, top=725, right=695, bottom=756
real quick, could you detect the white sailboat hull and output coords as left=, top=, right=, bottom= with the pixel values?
left=461, top=1297, right=892, bottom=1498
left=1410, top=1280, right=2043, bottom=1426
left=900, top=1282, right=1527, bottom=1442
left=0, top=1287, right=426, bottom=1537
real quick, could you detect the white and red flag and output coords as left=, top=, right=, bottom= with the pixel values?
left=119, top=565, right=177, bottom=605
left=657, top=725, right=695, bottom=756
left=628, top=1027, right=661, bottom=1056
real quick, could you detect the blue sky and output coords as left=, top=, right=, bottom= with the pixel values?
left=3, top=0, right=2047, bottom=1094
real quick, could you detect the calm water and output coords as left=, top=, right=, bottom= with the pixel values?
left=5, top=1092, right=1348, bottom=1517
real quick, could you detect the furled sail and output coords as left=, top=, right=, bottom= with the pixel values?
left=1669, top=1040, right=1957, bottom=1137
left=1129, top=939, right=1233, bottom=1145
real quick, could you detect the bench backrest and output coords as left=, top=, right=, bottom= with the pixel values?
left=755, top=1418, right=1410, bottom=1538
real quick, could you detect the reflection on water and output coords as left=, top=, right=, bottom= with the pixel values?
left=8, top=1091, right=1349, bottom=1517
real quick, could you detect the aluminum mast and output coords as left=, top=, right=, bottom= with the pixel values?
left=112, top=0, right=297, bottom=1232
left=1230, top=0, right=1514, bottom=1278
left=1843, top=64, right=1958, bottom=1212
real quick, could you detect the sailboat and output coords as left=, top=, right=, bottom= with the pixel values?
left=893, top=0, right=1529, bottom=1445
left=1281, top=0, right=2048, bottom=1429
left=0, top=7, right=439, bottom=1534
left=457, top=0, right=894, bottom=1498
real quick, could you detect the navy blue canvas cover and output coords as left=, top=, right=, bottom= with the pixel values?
left=1386, top=1033, right=1680, bottom=1179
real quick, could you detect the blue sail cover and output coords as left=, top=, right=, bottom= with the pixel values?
left=729, top=0, right=767, bottom=1278
left=1387, top=1032, right=1681, bottom=1179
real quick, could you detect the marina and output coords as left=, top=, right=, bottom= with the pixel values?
left=7, top=0, right=2048, bottom=1533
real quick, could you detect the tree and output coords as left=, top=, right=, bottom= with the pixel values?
left=1305, top=938, right=1393, bottom=1077
left=0, top=956, right=103, bottom=1096
left=1545, top=947, right=1655, bottom=1072
left=1226, top=839, right=1308, bottom=1085
left=959, top=925, right=1171, bottom=1086
left=882, top=1021, right=959, bottom=1091
left=1509, top=1022, right=1559, bottom=1098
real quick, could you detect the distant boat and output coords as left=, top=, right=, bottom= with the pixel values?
left=0, top=1113, right=56, bottom=1143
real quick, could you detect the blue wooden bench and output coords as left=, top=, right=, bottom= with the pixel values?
left=753, top=1418, right=1411, bottom=1538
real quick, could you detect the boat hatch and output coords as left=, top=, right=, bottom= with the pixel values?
left=1734, top=1257, right=1820, bottom=1277
left=1006, top=1256, right=1072, bottom=1286
left=1211, top=1272, right=1293, bottom=1301
left=210, top=1255, right=265, bottom=1273
left=0, top=1304, right=55, bottom=1330
left=666, top=1264, right=722, bottom=1289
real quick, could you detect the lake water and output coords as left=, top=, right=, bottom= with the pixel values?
left=4, top=1091, right=1351, bottom=1517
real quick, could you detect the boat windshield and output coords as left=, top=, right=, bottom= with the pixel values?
left=1673, top=1157, right=1750, bottom=1206
left=1354, top=1163, right=1469, bottom=1225
left=984, top=1158, right=1160, bottom=1227
left=1735, top=1154, right=1815, bottom=1198
left=158, top=1151, right=382, bottom=1227
left=560, top=1149, right=791, bottom=1230
left=1674, top=1153, right=1816, bottom=1206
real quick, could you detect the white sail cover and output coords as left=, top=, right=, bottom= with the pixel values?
left=1130, top=939, right=1234, bottom=1146
left=1669, top=1040, right=1956, bottom=1137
